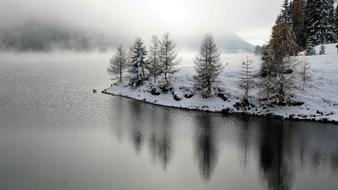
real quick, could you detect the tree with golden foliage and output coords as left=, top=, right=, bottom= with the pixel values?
left=259, top=20, right=299, bottom=104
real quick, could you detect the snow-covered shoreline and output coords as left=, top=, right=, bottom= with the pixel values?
left=103, top=45, right=338, bottom=124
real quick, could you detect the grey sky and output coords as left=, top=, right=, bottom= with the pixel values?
left=0, top=0, right=285, bottom=45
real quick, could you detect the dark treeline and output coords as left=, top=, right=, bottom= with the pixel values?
left=0, top=20, right=118, bottom=52
left=258, top=0, right=337, bottom=105
left=271, top=0, right=337, bottom=54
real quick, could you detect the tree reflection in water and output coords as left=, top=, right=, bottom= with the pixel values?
left=258, top=120, right=294, bottom=190
left=148, top=107, right=172, bottom=170
left=193, top=113, right=218, bottom=180
left=110, top=98, right=338, bottom=188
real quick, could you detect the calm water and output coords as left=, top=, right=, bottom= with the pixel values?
left=0, top=52, right=338, bottom=190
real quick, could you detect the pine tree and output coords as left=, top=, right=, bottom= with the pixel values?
left=239, top=56, right=255, bottom=103
left=148, top=35, right=161, bottom=84
left=305, top=40, right=316, bottom=55
left=278, top=0, right=292, bottom=25
left=159, top=33, right=180, bottom=87
left=193, top=34, right=223, bottom=98
left=108, top=46, right=128, bottom=83
left=291, top=0, right=305, bottom=49
left=129, top=38, right=147, bottom=87
left=305, top=0, right=337, bottom=46
left=335, top=3, right=338, bottom=37
left=319, top=44, right=326, bottom=55
left=259, top=45, right=276, bottom=77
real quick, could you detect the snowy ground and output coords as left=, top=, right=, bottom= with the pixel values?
left=104, top=44, right=338, bottom=123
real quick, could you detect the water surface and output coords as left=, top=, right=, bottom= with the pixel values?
left=0, top=52, right=338, bottom=190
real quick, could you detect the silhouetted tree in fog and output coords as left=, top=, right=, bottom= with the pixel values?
left=148, top=35, right=162, bottom=83
left=159, top=33, right=180, bottom=87
left=239, top=56, right=255, bottom=104
left=193, top=34, right=223, bottom=98
left=108, top=46, right=128, bottom=83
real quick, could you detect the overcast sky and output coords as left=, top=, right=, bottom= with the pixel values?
left=0, top=0, right=286, bottom=45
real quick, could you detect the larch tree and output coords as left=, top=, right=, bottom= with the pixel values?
left=108, top=46, right=128, bottom=83
left=291, top=0, right=305, bottom=49
left=239, top=56, right=255, bottom=104
left=129, top=38, right=147, bottom=87
left=193, top=34, right=223, bottom=98
left=159, top=33, right=180, bottom=87
left=148, top=35, right=161, bottom=84
left=270, top=21, right=299, bottom=104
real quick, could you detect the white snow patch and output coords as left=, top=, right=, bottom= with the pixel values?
left=105, top=44, right=338, bottom=123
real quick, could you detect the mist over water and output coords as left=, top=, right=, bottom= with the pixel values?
left=1, top=0, right=338, bottom=189
left=0, top=52, right=338, bottom=190
left=0, top=0, right=284, bottom=51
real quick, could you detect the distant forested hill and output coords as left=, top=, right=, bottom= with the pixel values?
left=0, top=20, right=117, bottom=51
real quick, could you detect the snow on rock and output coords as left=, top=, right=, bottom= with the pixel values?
left=104, top=45, right=338, bottom=123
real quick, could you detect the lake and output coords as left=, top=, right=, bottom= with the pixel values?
left=0, top=52, right=338, bottom=190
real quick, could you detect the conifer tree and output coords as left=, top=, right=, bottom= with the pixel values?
left=193, top=34, right=223, bottom=98
left=129, top=38, right=147, bottom=87
left=335, top=3, right=338, bottom=36
left=239, top=56, right=255, bottom=103
left=278, top=0, right=292, bottom=25
left=305, top=41, right=316, bottom=55
left=159, top=33, right=180, bottom=87
left=270, top=21, right=298, bottom=58
left=305, top=0, right=337, bottom=46
left=258, top=45, right=276, bottom=103
left=108, top=46, right=128, bottom=83
left=148, top=35, right=161, bottom=83
left=259, top=45, right=276, bottom=77
left=267, top=21, right=298, bottom=104
left=319, top=44, right=326, bottom=55
left=291, top=0, right=305, bottom=49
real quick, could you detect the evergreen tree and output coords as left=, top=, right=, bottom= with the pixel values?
left=129, top=38, right=147, bottom=87
left=108, top=46, right=128, bottom=83
left=335, top=3, right=338, bottom=36
left=291, top=0, right=305, bottom=49
left=319, top=44, right=326, bottom=55
left=193, top=34, right=223, bottom=98
left=305, top=40, right=316, bottom=55
left=305, top=0, right=337, bottom=46
left=259, top=45, right=276, bottom=77
left=148, top=35, right=161, bottom=83
left=239, top=56, right=255, bottom=103
left=254, top=45, right=262, bottom=55
left=159, top=33, right=180, bottom=87
left=278, top=0, right=292, bottom=25
left=258, top=45, right=276, bottom=103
